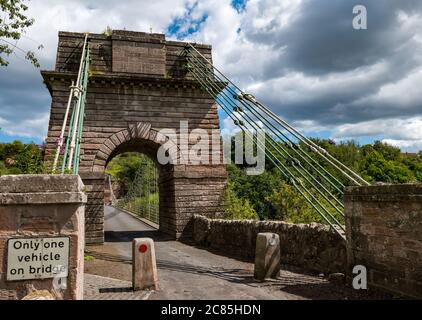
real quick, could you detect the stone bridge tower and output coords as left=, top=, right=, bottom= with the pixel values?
left=42, top=30, right=227, bottom=244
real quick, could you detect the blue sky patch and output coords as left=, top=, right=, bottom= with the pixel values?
left=166, top=2, right=208, bottom=40
left=231, top=0, right=247, bottom=13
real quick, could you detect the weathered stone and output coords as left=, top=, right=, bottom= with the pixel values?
left=328, top=273, right=346, bottom=286
left=254, top=233, right=280, bottom=281
left=43, top=31, right=227, bottom=244
left=0, top=175, right=86, bottom=300
left=132, top=238, right=158, bottom=291
left=193, top=215, right=346, bottom=274
left=345, top=184, right=422, bottom=298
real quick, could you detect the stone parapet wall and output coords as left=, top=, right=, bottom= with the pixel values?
left=192, top=215, right=346, bottom=274
left=345, top=184, right=422, bottom=298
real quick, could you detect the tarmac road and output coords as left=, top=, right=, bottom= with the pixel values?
left=84, top=206, right=382, bottom=300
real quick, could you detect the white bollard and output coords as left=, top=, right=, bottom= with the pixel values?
left=254, top=233, right=281, bottom=281
left=132, top=238, right=158, bottom=290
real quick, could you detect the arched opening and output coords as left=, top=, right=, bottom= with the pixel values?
left=106, top=152, right=159, bottom=227
left=90, top=122, right=182, bottom=240
left=84, top=121, right=226, bottom=244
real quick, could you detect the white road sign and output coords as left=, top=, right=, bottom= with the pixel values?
left=7, top=237, right=69, bottom=281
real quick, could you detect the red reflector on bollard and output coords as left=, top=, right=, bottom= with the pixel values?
left=139, top=244, right=148, bottom=253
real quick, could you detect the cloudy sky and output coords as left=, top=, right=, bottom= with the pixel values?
left=1, top=0, right=422, bottom=151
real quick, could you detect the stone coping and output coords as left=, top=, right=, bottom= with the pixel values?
left=57, top=30, right=212, bottom=49
left=345, top=184, right=422, bottom=201
left=78, top=172, right=105, bottom=180
left=0, top=174, right=84, bottom=193
left=345, top=183, right=422, bottom=195
left=0, top=192, right=87, bottom=205
left=0, top=175, right=87, bottom=205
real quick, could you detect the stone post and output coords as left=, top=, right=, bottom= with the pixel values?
left=0, top=175, right=86, bottom=300
left=132, top=238, right=158, bottom=290
left=254, top=233, right=280, bottom=281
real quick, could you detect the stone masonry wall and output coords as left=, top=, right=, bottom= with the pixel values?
left=193, top=215, right=346, bottom=274
left=42, top=30, right=227, bottom=243
left=345, top=184, right=422, bottom=298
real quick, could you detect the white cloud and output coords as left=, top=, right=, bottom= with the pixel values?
left=382, top=139, right=422, bottom=152
left=186, top=0, right=422, bottom=151
left=0, top=113, right=49, bottom=140
left=1, top=0, right=192, bottom=141
left=21, top=0, right=190, bottom=67
left=349, top=66, right=422, bottom=112
left=332, top=117, right=422, bottom=152
left=2, top=0, right=422, bottom=152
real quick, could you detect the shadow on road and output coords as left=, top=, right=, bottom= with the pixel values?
left=105, top=230, right=173, bottom=242
left=85, top=248, right=390, bottom=300
left=99, top=287, right=134, bottom=293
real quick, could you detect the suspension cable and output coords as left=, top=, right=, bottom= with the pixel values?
left=187, top=43, right=370, bottom=186
left=182, top=44, right=373, bottom=239
left=54, top=33, right=90, bottom=174
left=186, top=53, right=346, bottom=209
left=187, top=66, right=346, bottom=236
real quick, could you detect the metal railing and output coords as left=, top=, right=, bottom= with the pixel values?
left=115, top=157, right=159, bottom=225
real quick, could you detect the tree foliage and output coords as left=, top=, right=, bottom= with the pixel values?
left=227, top=139, right=422, bottom=224
left=0, top=0, right=41, bottom=67
left=106, top=152, right=152, bottom=195
left=104, top=139, right=421, bottom=225
left=223, top=181, right=258, bottom=220
left=0, top=140, right=44, bottom=174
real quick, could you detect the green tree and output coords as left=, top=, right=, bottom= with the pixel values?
left=401, top=156, right=422, bottom=182
left=14, top=143, right=44, bottom=173
left=0, top=0, right=41, bottom=67
left=373, top=140, right=401, bottom=161
left=359, top=145, right=415, bottom=183
left=106, top=153, right=156, bottom=195
left=0, top=140, right=44, bottom=174
left=225, top=138, right=421, bottom=225
left=223, top=182, right=258, bottom=220
left=267, top=183, right=320, bottom=224
left=227, top=164, right=283, bottom=219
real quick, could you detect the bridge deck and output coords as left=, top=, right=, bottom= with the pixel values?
left=84, top=206, right=383, bottom=300
left=105, top=206, right=156, bottom=232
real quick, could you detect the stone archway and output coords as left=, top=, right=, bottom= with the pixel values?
left=79, top=121, right=227, bottom=243
left=42, top=30, right=228, bottom=244
left=91, top=121, right=182, bottom=238
left=91, top=122, right=181, bottom=173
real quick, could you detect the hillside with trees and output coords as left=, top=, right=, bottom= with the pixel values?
left=1, top=139, right=421, bottom=224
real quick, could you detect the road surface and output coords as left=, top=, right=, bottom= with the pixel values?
left=84, top=206, right=379, bottom=300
